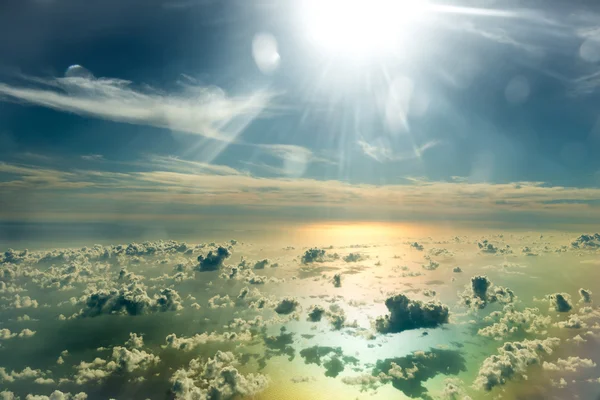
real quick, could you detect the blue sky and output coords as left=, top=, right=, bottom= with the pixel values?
left=1, top=0, right=600, bottom=229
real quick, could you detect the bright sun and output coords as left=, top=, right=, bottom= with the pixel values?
left=301, top=0, right=428, bottom=58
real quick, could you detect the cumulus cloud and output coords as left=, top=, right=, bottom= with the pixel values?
left=252, top=259, right=270, bottom=269
left=410, top=242, right=424, bottom=251
left=579, top=288, right=593, bottom=303
left=555, top=315, right=587, bottom=329
left=221, top=259, right=274, bottom=284
left=543, top=356, right=596, bottom=372
left=23, top=391, right=87, bottom=400
left=474, top=337, right=560, bottom=391
left=441, top=378, right=471, bottom=400
left=422, top=259, right=440, bottom=271
left=0, top=366, right=46, bottom=383
left=478, top=306, right=551, bottom=340
left=326, top=304, right=348, bottom=331
left=124, top=333, right=144, bottom=349
left=301, top=248, right=327, bottom=264
left=343, top=253, right=364, bottom=263
left=332, top=273, right=342, bottom=287
left=18, top=329, right=36, bottom=338
left=163, top=331, right=251, bottom=351
left=375, top=294, right=449, bottom=333
left=307, top=305, right=326, bottom=322
left=274, top=297, right=300, bottom=315
left=3, top=229, right=597, bottom=399
left=79, top=282, right=183, bottom=317
left=0, top=329, right=16, bottom=340
left=567, top=334, right=587, bottom=345
left=547, top=293, right=573, bottom=312
left=10, top=295, right=39, bottom=309
left=208, top=294, right=234, bottom=309
left=196, top=247, right=231, bottom=272
left=74, top=345, right=160, bottom=384
left=477, top=240, right=512, bottom=255
left=0, top=391, right=16, bottom=400
left=571, top=233, right=600, bottom=249
left=459, top=276, right=515, bottom=310
left=0, top=328, right=36, bottom=340
left=169, top=351, right=268, bottom=399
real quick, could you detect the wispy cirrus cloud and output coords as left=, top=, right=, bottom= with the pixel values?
left=137, top=155, right=245, bottom=176
left=80, top=154, right=105, bottom=161
left=0, top=67, right=271, bottom=142
left=358, top=139, right=440, bottom=163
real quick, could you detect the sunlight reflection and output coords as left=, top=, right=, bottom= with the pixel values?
left=296, top=222, right=448, bottom=246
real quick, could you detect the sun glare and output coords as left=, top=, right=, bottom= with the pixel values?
left=301, top=0, right=428, bottom=58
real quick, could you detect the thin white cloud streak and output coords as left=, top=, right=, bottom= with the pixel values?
left=255, top=144, right=337, bottom=165
left=138, top=155, right=245, bottom=176
left=0, top=75, right=271, bottom=142
left=567, top=71, right=600, bottom=97
left=430, top=4, right=521, bottom=19
left=454, top=21, right=543, bottom=54
left=81, top=154, right=105, bottom=161
left=0, top=72, right=329, bottom=169
left=358, top=139, right=440, bottom=162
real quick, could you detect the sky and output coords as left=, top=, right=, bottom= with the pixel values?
left=1, top=0, right=600, bottom=237
left=4, top=3, right=600, bottom=399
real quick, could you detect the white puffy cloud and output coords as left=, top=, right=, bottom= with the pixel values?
left=169, top=351, right=268, bottom=399
left=274, top=297, right=300, bottom=315
left=124, top=333, right=144, bottom=349
left=375, top=294, right=449, bottom=333
left=555, top=315, right=587, bottom=329
left=208, top=294, right=234, bottom=309
left=307, top=305, right=326, bottom=322
left=478, top=306, right=551, bottom=340
left=10, top=295, right=39, bottom=309
left=78, top=282, right=182, bottom=317
left=571, top=233, right=600, bottom=249
left=474, top=337, right=560, bottom=391
left=0, top=329, right=16, bottom=340
left=196, top=247, right=232, bottom=272
left=567, top=334, right=587, bottom=344
left=74, top=341, right=160, bottom=384
left=163, top=331, right=252, bottom=352
left=459, top=276, right=515, bottom=310
left=300, top=248, right=328, bottom=264
left=543, top=356, right=596, bottom=372
left=0, top=391, right=17, bottom=400
left=547, top=293, right=573, bottom=313
left=24, top=391, right=87, bottom=400
left=441, top=378, right=471, bottom=400
left=0, top=367, right=48, bottom=384
left=579, top=288, right=592, bottom=304
left=17, top=329, right=36, bottom=338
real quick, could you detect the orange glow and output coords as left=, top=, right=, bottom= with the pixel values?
left=294, top=222, right=447, bottom=245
